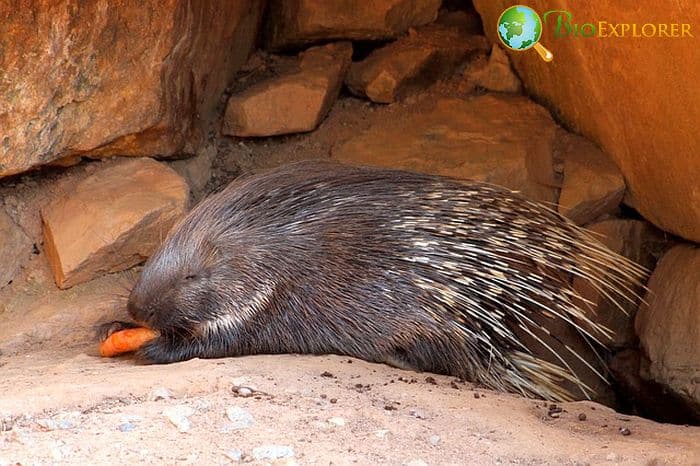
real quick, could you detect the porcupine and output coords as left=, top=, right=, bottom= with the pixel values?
left=104, top=160, right=647, bottom=402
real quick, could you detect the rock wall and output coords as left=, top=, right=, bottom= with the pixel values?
left=472, top=1, right=700, bottom=243
left=265, top=0, right=442, bottom=50
left=0, top=0, right=265, bottom=178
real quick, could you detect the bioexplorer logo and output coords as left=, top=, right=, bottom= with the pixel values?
left=497, top=6, right=553, bottom=62
left=497, top=5, right=694, bottom=63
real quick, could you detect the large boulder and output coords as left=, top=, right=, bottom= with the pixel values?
left=332, top=94, right=559, bottom=203
left=573, top=219, right=666, bottom=348
left=635, top=244, right=700, bottom=414
left=266, top=0, right=441, bottom=50
left=472, top=2, right=700, bottom=242
left=0, top=0, right=265, bottom=178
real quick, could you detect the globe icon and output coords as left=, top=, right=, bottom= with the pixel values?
left=497, top=5, right=553, bottom=61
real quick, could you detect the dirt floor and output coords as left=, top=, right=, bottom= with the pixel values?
left=2, top=81, right=700, bottom=464
left=2, top=350, right=700, bottom=465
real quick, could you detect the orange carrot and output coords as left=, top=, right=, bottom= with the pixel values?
left=99, top=327, right=158, bottom=357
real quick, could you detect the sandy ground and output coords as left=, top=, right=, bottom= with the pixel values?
left=1, top=349, right=699, bottom=465
left=2, top=78, right=700, bottom=464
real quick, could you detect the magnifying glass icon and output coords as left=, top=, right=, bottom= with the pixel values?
left=497, top=5, right=553, bottom=62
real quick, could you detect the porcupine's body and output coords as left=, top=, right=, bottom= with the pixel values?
left=120, top=161, right=646, bottom=401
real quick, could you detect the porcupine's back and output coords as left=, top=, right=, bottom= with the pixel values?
left=149, top=161, right=648, bottom=401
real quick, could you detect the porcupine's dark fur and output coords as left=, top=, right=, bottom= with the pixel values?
left=107, top=160, right=647, bottom=402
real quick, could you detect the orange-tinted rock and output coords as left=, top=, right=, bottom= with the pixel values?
left=468, top=45, right=522, bottom=94
left=223, top=43, right=353, bottom=137
left=42, top=158, right=189, bottom=289
left=266, top=0, right=441, bottom=50
left=472, top=1, right=700, bottom=242
left=558, top=132, right=625, bottom=225
left=635, top=244, right=700, bottom=412
left=346, top=25, right=489, bottom=103
left=0, top=210, right=32, bottom=289
left=573, top=219, right=666, bottom=348
left=434, top=9, right=483, bottom=35
left=0, top=1, right=264, bottom=178
left=170, top=143, right=217, bottom=201
left=332, top=94, right=558, bottom=203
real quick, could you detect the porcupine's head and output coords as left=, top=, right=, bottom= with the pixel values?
left=126, top=184, right=274, bottom=339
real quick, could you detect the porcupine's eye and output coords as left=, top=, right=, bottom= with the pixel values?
left=184, top=274, right=197, bottom=280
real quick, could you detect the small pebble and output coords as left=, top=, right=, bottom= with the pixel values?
left=37, top=412, right=80, bottom=431
left=330, top=398, right=338, bottom=404
left=117, top=422, right=137, bottom=432
left=235, top=387, right=254, bottom=398
left=424, top=376, right=437, bottom=385
left=374, top=429, right=390, bottom=438
left=403, top=459, right=428, bottom=466
left=320, top=394, right=327, bottom=399
left=428, top=435, right=441, bottom=446
left=328, top=417, right=346, bottom=427
left=450, top=381, right=460, bottom=390
left=619, top=427, right=631, bottom=436
left=226, top=407, right=255, bottom=429
left=578, top=413, right=587, bottom=421
left=473, top=392, right=480, bottom=399
left=0, top=418, right=13, bottom=432
left=384, top=404, right=398, bottom=411
left=150, top=387, right=172, bottom=401
left=320, top=371, right=335, bottom=378
left=252, top=445, right=294, bottom=460
left=409, top=409, right=427, bottom=420
left=548, top=405, right=563, bottom=418
left=224, top=449, right=244, bottom=462
left=50, top=447, right=63, bottom=461
left=163, top=405, right=194, bottom=432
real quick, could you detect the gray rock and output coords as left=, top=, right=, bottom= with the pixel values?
left=163, top=405, right=195, bottom=432
left=150, top=387, right=172, bottom=401
left=118, top=422, right=137, bottom=432
left=36, top=412, right=81, bottom=431
left=224, top=449, right=244, bottom=462
left=225, top=407, right=255, bottom=429
left=327, top=416, right=346, bottom=427
left=252, top=445, right=294, bottom=460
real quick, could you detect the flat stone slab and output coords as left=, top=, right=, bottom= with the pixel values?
left=42, top=158, right=189, bottom=289
left=223, top=42, right=353, bottom=137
